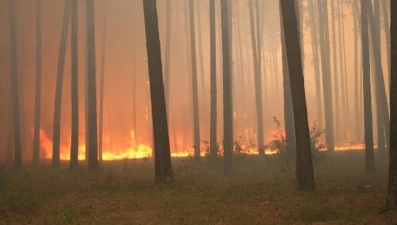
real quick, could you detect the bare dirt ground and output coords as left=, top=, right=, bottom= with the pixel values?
left=1, top=151, right=397, bottom=224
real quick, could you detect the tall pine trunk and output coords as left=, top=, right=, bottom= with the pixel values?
left=385, top=0, right=397, bottom=211
left=86, top=0, right=98, bottom=171
left=318, top=0, right=335, bottom=152
left=188, top=0, right=201, bottom=161
left=70, top=0, right=79, bottom=169
left=209, top=0, right=217, bottom=157
left=361, top=0, right=375, bottom=171
left=280, top=0, right=315, bottom=191
left=32, top=0, right=42, bottom=166
left=98, top=0, right=108, bottom=162
left=142, top=0, right=173, bottom=183
left=52, top=0, right=70, bottom=169
left=221, top=0, right=233, bottom=175
left=331, top=0, right=340, bottom=143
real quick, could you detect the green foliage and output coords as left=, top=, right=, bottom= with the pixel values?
left=233, top=136, right=256, bottom=155
left=3, top=188, right=38, bottom=213
left=61, top=208, right=73, bottom=224
left=0, top=166, right=9, bottom=191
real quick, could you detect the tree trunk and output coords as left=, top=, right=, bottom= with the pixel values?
left=221, top=0, right=233, bottom=175
left=381, top=0, right=391, bottom=79
left=98, top=0, right=108, bottom=163
left=32, top=0, right=42, bottom=166
left=280, top=0, right=315, bottom=191
left=353, top=0, right=361, bottom=142
left=308, top=0, right=323, bottom=131
left=70, top=0, right=79, bottom=169
left=86, top=0, right=98, bottom=171
left=209, top=0, right=218, bottom=157
left=361, top=0, right=375, bottom=171
left=384, top=0, right=397, bottom=211
left=52, top=0, right=70, bottom=169
left=331, top=0, right=341, bottom=143
left=188, top=0, right=201, bottom=161
left=142, top=0, right=173, bottom=183
left=318, top=0, right=335, bottom=152
left=248, top=0, right=264, bottom=155
left=367, top=0, right=390, bottom=152
left=279, top=3, right=296, bottom=161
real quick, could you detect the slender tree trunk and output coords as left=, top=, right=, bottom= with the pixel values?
left=98, top=0, right=108, bottom=163
left=197, top=1, right=207, bottom=141
left=248, top=0, right=264, bottom=155
left=188, top=0, right=201, bottom=161
left=209, top=0, right=217, bottom=157
left=381, top=0, right=391, bottom=79
left=142, top=0, right=173, bottom=183
left=331, top=0, right=340, bottom=143
left=308, top=0, right=323, bottom=130
left=279, top=4, right=296, bottom=160
left=280, top=0, right=315, bottom=191
left=385, top=0, right=397, bottom=211
left=361, top=0, right=375, bottom=171
left=69, top=0, right=79, bottom=169
left=368, top=0, right=390, bottom=152
left=52, top=0, right=70, bottom=169
left=318, top=0, right=335, bottom=152
left=132, top=1, right=138, bottom=145
left=32, top=0, right=42, bottom=166
left=353, top=0, right=361, bottom=142
left=86, top=0, right=98, bottom=171
left=221, top=0, right=233, bottom=175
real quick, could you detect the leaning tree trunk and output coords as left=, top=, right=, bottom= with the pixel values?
left=209, top=0, right=218, bottom=157
left=280, top=0, right=315, bottom=191
left=385, top=0, right=397, bottom=211
left=221, top=0, right=233, bottom=176
left=32, top=0, right=42, bottom=166
left=86, top=0, right=99, bottom=171
left=70, top=0, right=79, bottom=169
left=142, top=0, right=173, bottom=183
left=52, top=0, right=70, bottom=169
left=98, top=0, right=108, bottom=163
left=361, top=0, right=375, bottom=171
left=188, top=0, right=201, bottom=161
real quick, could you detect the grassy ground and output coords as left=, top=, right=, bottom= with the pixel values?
left=1, top=151, right=397, bottom=225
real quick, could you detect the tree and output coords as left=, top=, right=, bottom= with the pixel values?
left=52, top=0, right=70, bottom=169
left=8, top=0, right=22, bottom=169
left=384, top=0, right=397, bottom=211
left=209, top=0, right=218, bottom=157
left=70, top=0, right=79, bottom=169
left=32, top=0, right=42, bottom=166
left=188, top=0, right=201, bottom=161
left=361, top=0, right=375, bottom=171
left=142, top=0, right=173, bottom=183
left=318, top=0, right=335, bottom=152
left=221, top=0, right=233, bottom=175
left=280, top=0, right=315, bottom=191
left=248, top=0, right=264, bottom=155
left=86, top=0, right=99, bottom=171
left=279, top=2, right=296, bottom=161
left=98, top=0, right=108, bottom=163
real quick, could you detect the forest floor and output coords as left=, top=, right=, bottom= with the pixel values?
left=1, top=151, right=397, bottom=224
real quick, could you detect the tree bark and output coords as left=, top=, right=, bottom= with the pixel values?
left=32, top=0, right=42, bottom=166
left=317, top=0, right=335, bottom=152
left=331, top=0, right=341, bottom=143
left=280, top=0, right=315, bottom=191
left=70, top=0, right=79, bottom=169
left=221, top=0, right=233, bottom=175
left=248, top=0, right=264, bottom=155
left=142, top=0, right=173, bottom=183
left=86, top=0, right=98, bottom=171
left=52, top=0, right=70, bottom=169
left=188, top=0, right=201, bottom=161
left=98, top=0, right=108, bottom=163
left=385, top=0, right=397, bottom=210
left=209, top=0, right=218, bottom=157
left=361, top=0, right=375, bottom=171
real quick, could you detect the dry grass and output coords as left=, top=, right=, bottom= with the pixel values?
left=1, top=151, right=397, bottom=224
